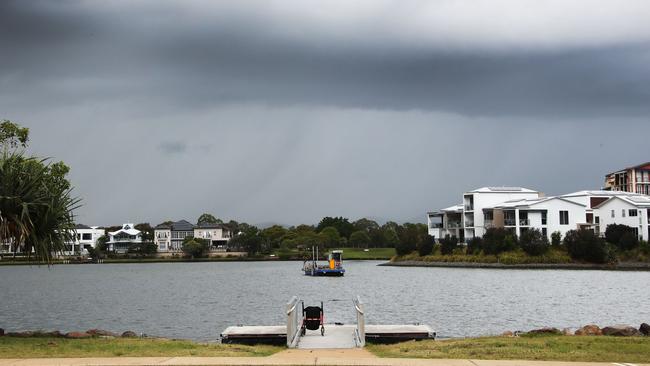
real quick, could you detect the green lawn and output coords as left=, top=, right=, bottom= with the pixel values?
left=0, top=337, right=281, bottom=358
left=329, top=247, right=396, bottom=260
left=367, top=335, right=650, bottom=362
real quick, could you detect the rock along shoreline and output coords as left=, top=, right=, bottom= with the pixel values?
left=380, top=260, right=650, bottom=271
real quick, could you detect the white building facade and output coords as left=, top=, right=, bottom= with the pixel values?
left=64, top=224, right=106, bottom=255
left=106, top=223, right=142, bottom=253
left=429, top=187, right=650, bottom=243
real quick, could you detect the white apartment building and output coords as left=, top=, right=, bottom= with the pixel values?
left=461, top=187, right=541, bottom=239
left=429, top=187, right=650, bottom=243
left=106, top=223, right=142, bottom=253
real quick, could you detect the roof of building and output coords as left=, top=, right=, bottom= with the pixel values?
left=561, top=190, right=647, bottom=198
left=593, top=195, right=650, bottom=209
left=75, top=224, right=91, bottom=229
left=427, top=204, right=463, bottom=215
left=467, top=187, right=538, bottom=193
left=155, top=220, right=196, bottom=231
left=606, top=161, right=650, bottom=176
left=108, top=223, right=141, bottom=236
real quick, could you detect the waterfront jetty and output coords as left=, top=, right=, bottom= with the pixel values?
left=220, top=296, right=435, bottom=348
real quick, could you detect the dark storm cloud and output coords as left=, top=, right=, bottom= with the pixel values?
left=1, top=0, right=650, bottom=117
left=2, top=1, right=650, bottom=225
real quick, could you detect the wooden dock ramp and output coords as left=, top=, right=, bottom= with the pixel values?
left=220, top=296, right=435, bottom=349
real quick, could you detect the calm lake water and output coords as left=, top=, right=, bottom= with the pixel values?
left=1, top=261, right=649, bottom=341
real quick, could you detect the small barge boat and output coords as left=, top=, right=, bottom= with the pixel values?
left=303, top=248, right=345, bottom=277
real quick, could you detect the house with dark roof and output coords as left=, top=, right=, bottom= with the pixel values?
left=154, top=220, right=233, bottom=252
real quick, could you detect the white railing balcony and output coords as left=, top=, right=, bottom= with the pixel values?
left=464, top=205, right=473, bottom=211
left=519, top=219, right=530, bottom=226
left=447, top=222, right=461, bottom=228
left=430, top=223, right=443, bottom=229
left=484, top=220, right=494, bottom=228
left=504, top=219, right=516, bottom=226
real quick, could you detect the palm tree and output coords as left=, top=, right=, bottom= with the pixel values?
left=0, top=121, right=79, bottom=263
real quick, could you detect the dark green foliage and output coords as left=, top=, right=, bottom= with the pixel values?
left=319, top=226, right=342, bottom=248
left=605, top=224, right=639, bottom=251
left=618, top=231, right=639, bottom=251
left=260, top=225, right=288, bottom=249
left=466, top=237, right=483, bottom=254
left=181, top=237, right=209, bottom=258
left=563, top=229, right=615, bottom=264
left=519, top=229, right=550, bottom=256
left=551, top=231, right=562, bottom=247
left=0, top=120, right=29, bottom=148
left=395, top=223, right=426, bottom=255
left=382, top=228, right=400, bottom=248
left=417, top=235, right=435, bottom=256
left=316, top=217, right=354, bottom=239
left=127, top=242, right=158, bottom=255
left=0, top=131, right=79, bottom=263
left=197, top=213, right=222, bottom=225
left=482, top=228, right=517, bottom=255
left=639, top=240, right=650, bottom=255
left=349, top=230, right=371, bottom=248
left=229, top=226, right=263, bottom=256
left=134, top=223, right=154, bottom=242
left=440, top=235, right=458, bottom=255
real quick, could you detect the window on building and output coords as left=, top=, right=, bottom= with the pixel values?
left=541, top=212, right=547, bottom=225
left=629, top=209, right=638, bottom=217
left=622, top=209, right=626, bottom=217
left=611, top=210, right=615, bottom=218
left=559, top=211, right=569, bottom=225
left=542, top=228, right=547, bottom=237
left=82, top=233, right=92, bottom=240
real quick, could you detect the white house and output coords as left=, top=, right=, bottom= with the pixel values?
left=461, top=187, right=541, bottom=240
left=106, top=223, right=142, bottom=253
left=592, top=195, right=650, bottom=241
left=64, top=224, right=105, bottom=255
left=194, top=222, right=232, bottom=250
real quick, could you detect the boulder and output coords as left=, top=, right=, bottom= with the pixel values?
left=640, top=323, right=650, bottom=336
left=65, top=331, right=91, bottom=339
left=121, top=331, right=137, bottom=338
left=575, top=324, right=602, bottom=336
left=527, top=327, right=562, bottom=335
left=87, top=329, right=118, bottom=337
left=602, top=325, right=642, bottom=337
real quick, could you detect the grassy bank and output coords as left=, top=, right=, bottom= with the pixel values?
left=0, top=337, right=281, bottom=358
left=367, top=335, right=650, bottom=362
left=393, top=248, right=572, bottom=265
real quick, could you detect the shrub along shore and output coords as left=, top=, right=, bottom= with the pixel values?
left=391, top=225, right=650, bottom=269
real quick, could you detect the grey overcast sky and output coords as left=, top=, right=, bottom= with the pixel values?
left=2, top=1, right=650, bottom=226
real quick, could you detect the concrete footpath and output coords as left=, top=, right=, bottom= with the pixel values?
left=0, top=350, right=647, bottom=366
